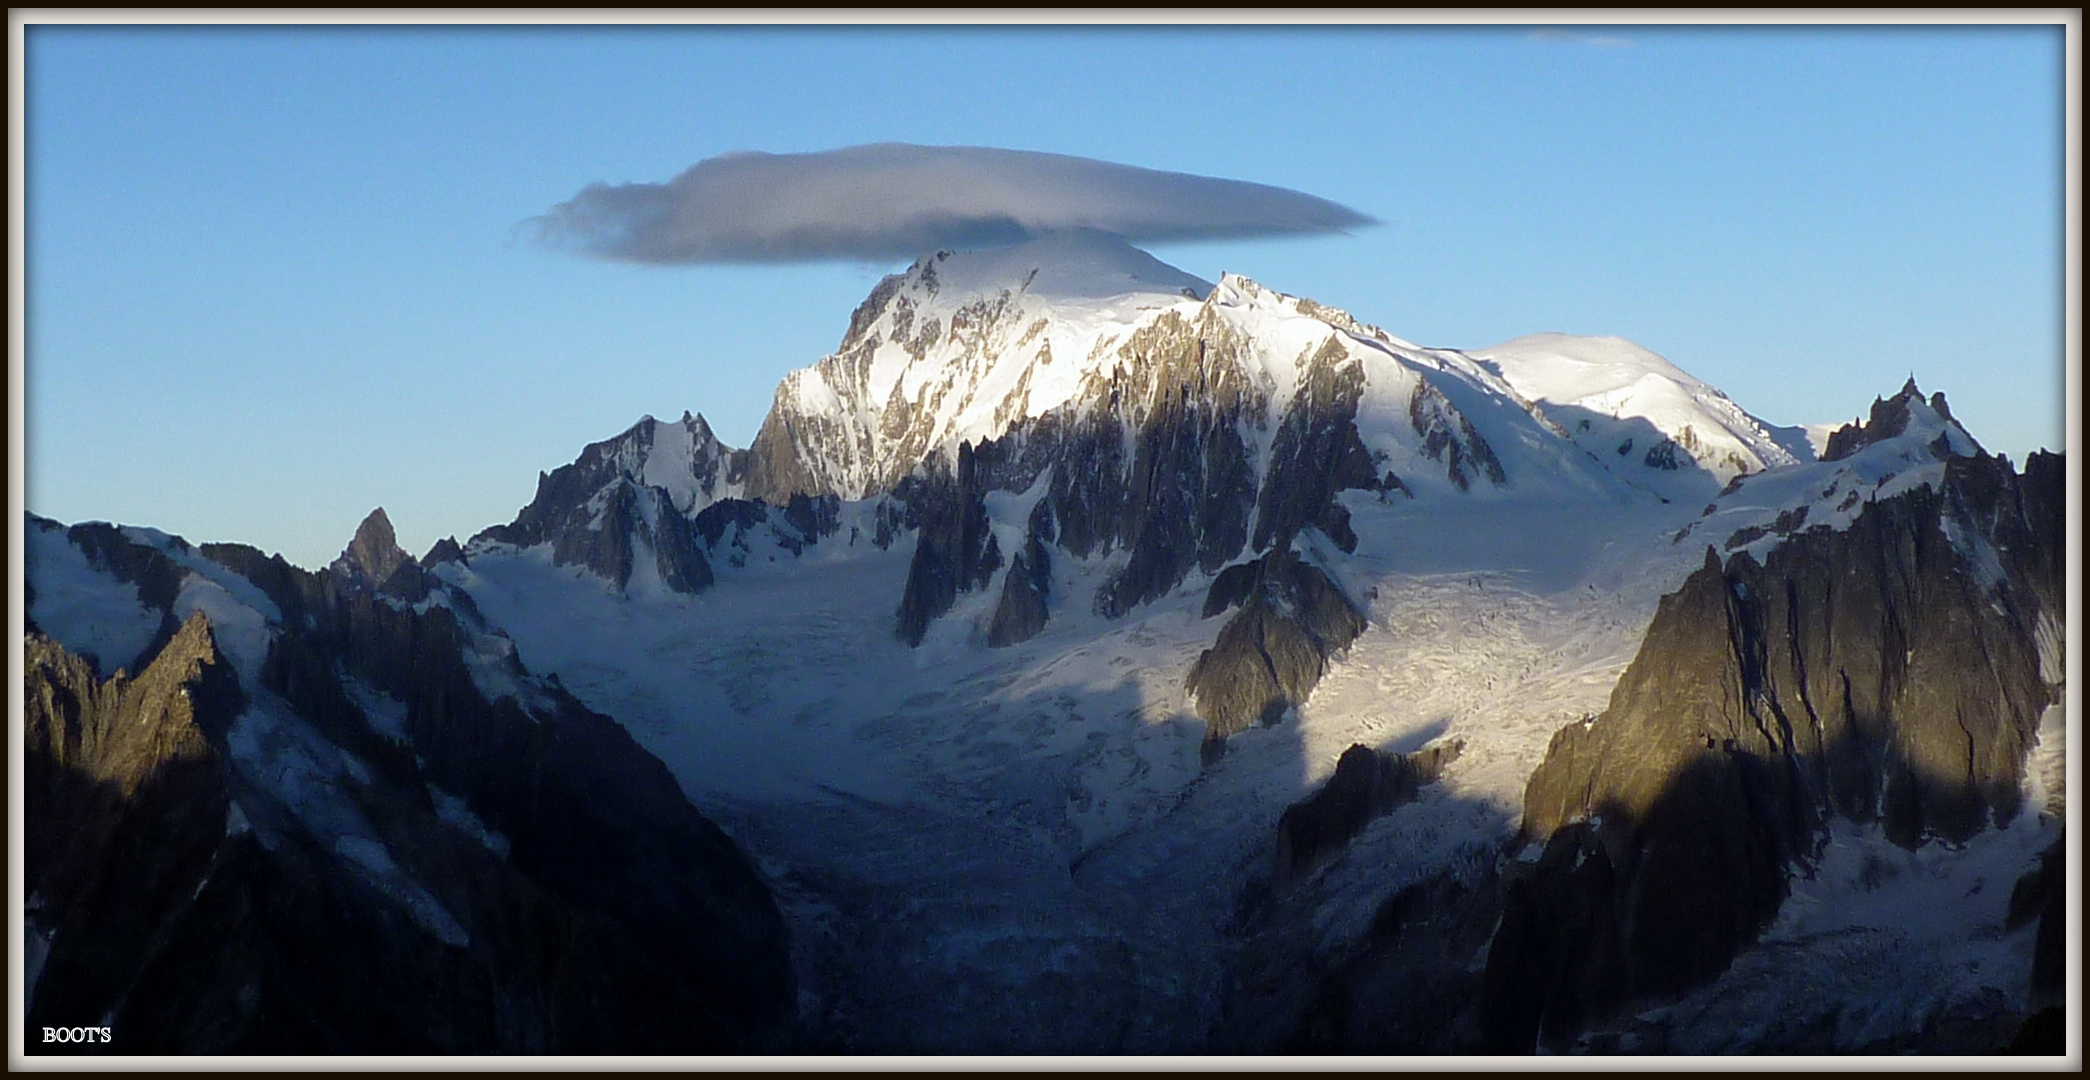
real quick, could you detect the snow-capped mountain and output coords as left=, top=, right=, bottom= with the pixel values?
left=22, top=234, right=2069, bottom=1057
left=1471, top=332, right=1813, bottom=496
left=743, top=228, right=1214, bottom=502
left=501, top=229, right=1818, bottom=645
left=742, top=228, right=1783, bottom=512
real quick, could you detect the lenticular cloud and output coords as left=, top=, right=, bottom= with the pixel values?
left=527, top=143, right=1375, bottom=264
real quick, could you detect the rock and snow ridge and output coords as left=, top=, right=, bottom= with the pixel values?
left=22, top=512, right=797, bottom=1052
left=471, top=232, right=1813, bottom=630
left=740, top=231, right=1806, bottom=510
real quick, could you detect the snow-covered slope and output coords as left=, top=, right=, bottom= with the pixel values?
left=1471, top=332, right=1807, bottom=499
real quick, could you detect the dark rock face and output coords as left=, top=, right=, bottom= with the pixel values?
left=421, top=536, right=466, bottom=568
left=649, top=494, right=715, bottom=593
left=891, top=305, right=1403, bottom=643
left=24, top=525, right=796, bottom=1054
left=1185, top=545, right=1367, bottom=739
left=895, top=441, right=1001, bottom=647
left=985, top=548, right=1048, bottom=647
left=782, top=490, right=841, bottom=545
left=1271, top=866, right=1503, bottom=1054
left=1409, top=380, right=1505, bottom=490
left=2010, top=835, right=2067, bottom=1012
left=1080, top=313, right=1262, bottom=618
left=25, top=614, right=243, bottom=1044
left=1487, top=447, right=2065, bottom=1051
left=1252, top=337, right=1381, bottom=554
left=544, top=480, right=714, bottom=594
left=691, top=496, right=770, bottom=547
left=1222, top=843, right=1500, bottom=1055
left=1274, top=742, right=1463, bottom=882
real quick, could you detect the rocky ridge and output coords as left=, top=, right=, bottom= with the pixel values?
left=23, top=512, right=796, bottom=1053
left=1486, top=417, right=2065, bottom=1049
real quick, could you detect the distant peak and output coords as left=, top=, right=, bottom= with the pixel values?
left=332, top=506, right=414, bottom=588
left=358, top=506, right=393, bottom=534
left=1821, top=376, right=1976, bottom=463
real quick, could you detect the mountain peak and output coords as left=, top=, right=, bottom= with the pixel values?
left=1821, top=376, right=1977, bottom=463
left=903, top=229, right=1211, bottom=305
left=331, top=506, right=414, bottom=589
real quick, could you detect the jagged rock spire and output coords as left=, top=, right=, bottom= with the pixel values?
left=330, top=507, right=414, bottom=589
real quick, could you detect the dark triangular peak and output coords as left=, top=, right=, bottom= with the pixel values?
left=423, top=535, right=466, bottom=568
left=330, top=507, right=416, bottom=592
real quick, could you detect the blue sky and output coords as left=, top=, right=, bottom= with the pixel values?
left=21, top=19, right=2071, bottom=568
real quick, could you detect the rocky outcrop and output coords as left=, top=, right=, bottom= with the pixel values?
left=895, top=441, right=1001, bottom=646
left=1273, top=741, right=1463, bottom=882
left=329, top=508, right=435, bottom=602
left=25, top=523, right=797, bottom=1053
left=328, top=507, right=412, bottom=591
left=25, top=614, right=242, bottom=1043
left=472, top=415, right=732, bottom=595
left=1409, top=381, right=1506, bottom=491
left=1185, top=545, right=1367, bottom=740
left=1485, top=444, right=2066, bottom=1051
left=1821, top=378, right=1927, bottom=461
left=1252, top=338, right=1381, bottom=554
left=1225, top=861, right=1503, bottom=1055
left=421, top=535, right=466, bottom=568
